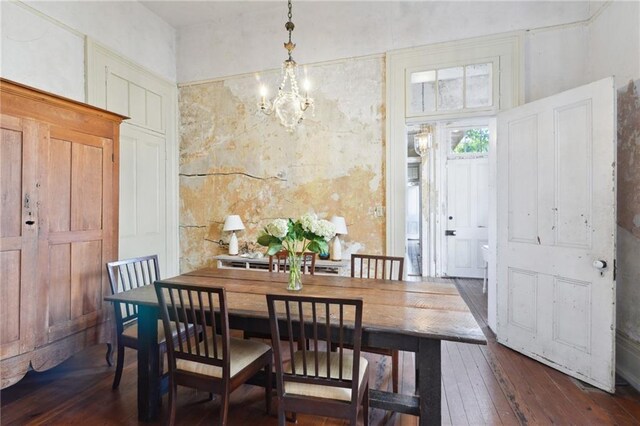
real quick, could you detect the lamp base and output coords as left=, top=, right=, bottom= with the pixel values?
left=229, top=232, right=239, bottom=256
left=330, top=236, right=342, bottom=261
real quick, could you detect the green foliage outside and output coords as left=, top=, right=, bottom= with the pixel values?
left=453, top=128, right=489, bottom=153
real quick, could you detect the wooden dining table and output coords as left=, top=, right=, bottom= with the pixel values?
left=104, top=267, right=486, bottom=426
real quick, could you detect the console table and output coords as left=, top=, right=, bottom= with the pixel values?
left=215, top=255, right=350, bottom=276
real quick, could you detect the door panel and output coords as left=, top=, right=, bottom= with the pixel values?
left=118, top=126, right=166, bottom=269
left=497, top=77, right=616, bottom=392
left=446, top=157, right=489, bottom=278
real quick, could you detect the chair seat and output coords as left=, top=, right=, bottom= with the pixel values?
left=284, top=351, right=368, bottom=402
left=176, top=337, right=271, bottom=379
left=122, top=320, right=186, bottom=343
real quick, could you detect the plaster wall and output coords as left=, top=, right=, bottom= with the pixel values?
left=588, top=1, right=640, bottom=355
left=179, top=56, right=385, bottom=272
left=175, top=1, right=589, bottom=83
left=0, top=1, right=176, bottom=102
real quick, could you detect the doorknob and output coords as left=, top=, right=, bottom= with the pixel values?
left=445, top=230, right=456, bottom=236
left=592, top=260, right=607, bottom=270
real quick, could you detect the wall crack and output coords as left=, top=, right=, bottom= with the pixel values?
left=180, top=171, right=286, bottom=181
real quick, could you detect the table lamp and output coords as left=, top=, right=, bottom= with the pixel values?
left=330, top=216, right=348, bottom=261
left=223, top=215, right=245, bottom=255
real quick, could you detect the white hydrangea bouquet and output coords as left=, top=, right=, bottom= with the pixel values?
left=257, top=213, right=336, bottom=290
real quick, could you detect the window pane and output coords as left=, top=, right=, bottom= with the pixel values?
left=465, top=63, right=492, bottom=108
left=450, top=127, right=489, bottom=154
left=409, top=70, right=436, bottom=114
left=437, top=67, right=463, bottom=110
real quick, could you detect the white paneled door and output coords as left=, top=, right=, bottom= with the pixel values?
left=446, top=157, right=489, bottom=278
left=496, top=77, right=616, bottom=392
left=119, top=126, right=166, bottom=269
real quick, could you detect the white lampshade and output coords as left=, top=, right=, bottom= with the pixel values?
left=223, top=215, right=245, bottom=232
left=330, top=216, right=348, bottom=235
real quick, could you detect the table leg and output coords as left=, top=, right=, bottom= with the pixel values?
left=418, top=338, right=441, bottom=426
left=137, top=305, right=160, bottom=422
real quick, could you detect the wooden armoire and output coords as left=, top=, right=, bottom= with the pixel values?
left=0, top=79, right=125, bottom=388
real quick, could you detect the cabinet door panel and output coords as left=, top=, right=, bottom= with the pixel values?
left=71, top=143, right=103, bottom=231
left=42, top=126, right=113, bottom=342
left=48, top=243, right=71, bottom=326
left=48, top=139, right=71, bottom=233
left=0, top=127, right=23, bottom=237
left=0, top=116, right=38, bottom=360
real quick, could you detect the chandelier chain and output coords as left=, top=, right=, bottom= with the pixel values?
left=286, top=0, right=294, bottom=61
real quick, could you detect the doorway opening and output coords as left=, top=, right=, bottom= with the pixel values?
left=405, top=118, right=492, bottom=278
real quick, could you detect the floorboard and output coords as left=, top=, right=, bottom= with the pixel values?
left=2, top=277, right=639, bottom=425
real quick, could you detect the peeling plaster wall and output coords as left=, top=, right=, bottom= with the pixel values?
left=588, top=0, right=640, bottom=384
left=179, top=56, right=385, bottom=272
left=616, top=80, right=640, bottom=343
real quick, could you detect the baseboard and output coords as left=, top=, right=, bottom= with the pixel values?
left=616, top=331, right=640, bottom=392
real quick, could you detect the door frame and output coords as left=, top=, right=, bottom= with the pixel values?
left=386, top=32, right=523, bottom=267
left=85, top=39, right=179, bottom=277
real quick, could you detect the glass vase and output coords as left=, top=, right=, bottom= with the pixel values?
left=287, top=252, right=303, bottom=291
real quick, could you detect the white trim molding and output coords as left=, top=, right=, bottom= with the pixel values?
left=617, top=331, right=640, bottom=392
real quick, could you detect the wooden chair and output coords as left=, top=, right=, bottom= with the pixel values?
left=266, top=294, right=369, bottom=426
left=350, top=253, right=404, bottom=394
left=269, top=250, right=316, bottom=275
left=106, top=255, right=169, bottom=390
left=155, top=282, right=273, bottom=426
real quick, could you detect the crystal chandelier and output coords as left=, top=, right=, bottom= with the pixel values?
left=258, top=0, right=313, bottom=131
left=414, top=124, right=434, bottom=157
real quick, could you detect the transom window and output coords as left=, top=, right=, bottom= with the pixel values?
left=408, top=62, right=493, bottom=116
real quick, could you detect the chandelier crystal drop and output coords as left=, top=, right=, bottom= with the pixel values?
left=258, top=0, right=313, bottom=132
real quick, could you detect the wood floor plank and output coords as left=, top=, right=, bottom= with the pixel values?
left=441, top=340, right=471, bottom=425
left=466, top=344, right=520, bottom=425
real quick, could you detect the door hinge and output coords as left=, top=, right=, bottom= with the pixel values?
left=112, top=153, right=114, bottom=162
left=613, top=259, right=617, bottom=281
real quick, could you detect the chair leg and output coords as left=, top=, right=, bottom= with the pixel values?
left=219, top=388, right=229, bottom=426
left=391, top=350, right=399, bottom=394
left=265, top=360, right=273, bottom=415
left=105, top=343, right=114, bottom=366
left=277, top=400, right=286, bottom=426
left=363, top=382, right=369, bottom=426
left=112, top=343, right=125, bottom=389
left=168, top=381, right=177, bottom=426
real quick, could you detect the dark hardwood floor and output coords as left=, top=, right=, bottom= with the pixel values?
left=2, top=278, right=639, bottom=425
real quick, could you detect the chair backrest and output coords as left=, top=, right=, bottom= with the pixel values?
left=269, top=250, right=316, bottom=275
left=155, top=282, right=230, bottom=377
left=106, top=255, right=161, bottom=325
left=266, top=294, right=363, bottom=405
left=351, top=254, right=404, bottom=281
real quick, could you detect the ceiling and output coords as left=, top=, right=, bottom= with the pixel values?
left=141, top=1, right=282, bottom=29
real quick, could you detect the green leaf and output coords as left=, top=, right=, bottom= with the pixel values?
left=307, top=240, right=321, bottom=253
left=257, top=234, right=274, bottom=247
left=267, top=243, right=283, bottom=255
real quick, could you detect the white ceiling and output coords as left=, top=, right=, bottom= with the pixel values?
left=141, top=1, right=282, bottom=29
